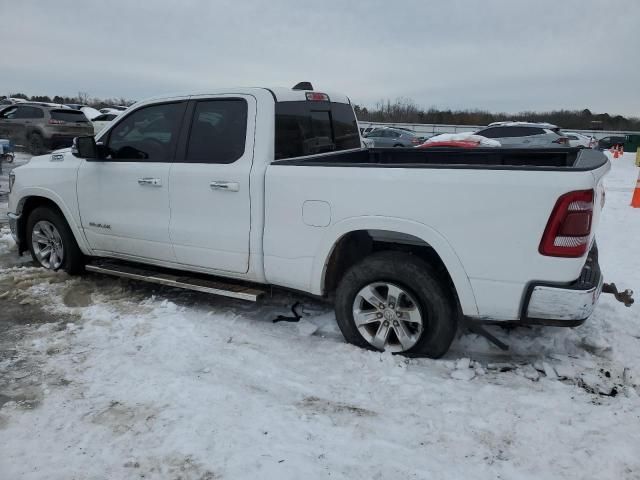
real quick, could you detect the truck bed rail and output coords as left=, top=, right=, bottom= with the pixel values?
left=272, top=147, right=607, bottom=171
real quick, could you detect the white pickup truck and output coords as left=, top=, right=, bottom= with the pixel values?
left=7, top=84, right=614, bottom=357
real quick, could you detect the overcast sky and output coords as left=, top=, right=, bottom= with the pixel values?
left=1, top=0, right=639, bottom=116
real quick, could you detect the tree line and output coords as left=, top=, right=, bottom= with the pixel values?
left=2, top=91, right=135, bottom=110
left=354, top=98, right=640, bottom=131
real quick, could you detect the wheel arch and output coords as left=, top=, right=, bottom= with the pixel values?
left=25, top=126, right=44, bottom=138
left=313, top=217, right=479, bottom=316
left=14, top=191, right=91, bottom=256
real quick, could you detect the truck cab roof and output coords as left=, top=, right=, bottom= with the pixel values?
left=129, top=87, right=350, bottom=107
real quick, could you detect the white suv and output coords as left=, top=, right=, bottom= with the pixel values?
left=476, top=122, right=570, bottom=147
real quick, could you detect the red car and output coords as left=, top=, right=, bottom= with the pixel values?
left=417, top=140, right=481, bottom=148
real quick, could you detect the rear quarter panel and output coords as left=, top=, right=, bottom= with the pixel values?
left=264, top=163, right=602, bottom=320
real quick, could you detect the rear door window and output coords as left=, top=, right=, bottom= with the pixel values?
left=478, top=127, right=504, bottom=138
left=522, top=127, right=546, bottom=136
left=51, top=110, right=89, bottom=123
left=500, top=127, right=523, bottom=137
left=499, top=127, right=543, bottom=137
left=368, top=129, right=385, bottom=137
left=183, top=99, right=248, bottom=164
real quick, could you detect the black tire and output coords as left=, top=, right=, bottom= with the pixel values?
left=335, top=251, right=457, bottom=358
left=393, top=144, right=403, bottom=147
left=26, top=206, right=85, bottom=274
left=29, top=133, right=45, bottom=155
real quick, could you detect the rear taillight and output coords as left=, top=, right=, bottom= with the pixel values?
left=553, top=137, right=569, bottom=145
left=539, top=189, right=594, bottom=257
left=49, top=119, right=64, bottom=125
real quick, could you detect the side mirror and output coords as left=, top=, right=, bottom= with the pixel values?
left=72, top=136, right=98, bottom=159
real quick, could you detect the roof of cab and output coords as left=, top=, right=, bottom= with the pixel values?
left=126, top=87, right=350, bottom=108
left=267, top=87, right=350, bottom=104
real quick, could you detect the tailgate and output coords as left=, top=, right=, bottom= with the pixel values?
left=589, top=156, right=611, bottom=238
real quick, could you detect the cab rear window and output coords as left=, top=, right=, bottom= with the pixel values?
left=275, top=101, right=360, bottom=160
left=51, top=110, right=89, bottom=122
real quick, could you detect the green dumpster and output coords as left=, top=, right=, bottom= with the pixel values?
left=624, top=134, right=640, bottom=153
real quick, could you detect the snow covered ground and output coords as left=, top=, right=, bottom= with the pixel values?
left=1, top=152, right=639, bottom=479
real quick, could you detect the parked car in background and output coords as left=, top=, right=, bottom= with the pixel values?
left=64, top=104, right=87, bottom=111
left=475, top=122, right=569, bottom=147
left=80, top=106, right=102, bottom=121
left=99, top=106, right=128, bottom=115
left=563, top=132, right=596, bottom=148
left=0, top=97, right=28, bottom=106
left=0, top=103, right=93, bottom=154
left=364, top=127, right=422, bottom=147
left=598, top=135, right=625, bottom=150
left=91, top=113, right=119, bottom=135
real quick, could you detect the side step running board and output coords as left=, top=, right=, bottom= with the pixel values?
left=85, top=262, right=265, bottom=302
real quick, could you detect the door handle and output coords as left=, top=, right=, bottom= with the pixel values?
left=138, top=177, right=162, bottom=186
left=210, top=181, right=239, bottom=192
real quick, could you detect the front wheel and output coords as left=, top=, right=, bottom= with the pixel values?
left=26, top=206, right=85, bottom=274
left=335, top=251, right=457, bottom=358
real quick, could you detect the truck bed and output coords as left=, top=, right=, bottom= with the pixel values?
left=273, top=147, right=607, bottom=171
left=265, top=145, right=610, bottom=322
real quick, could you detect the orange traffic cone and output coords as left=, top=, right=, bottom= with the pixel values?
left=631, top=172, right=640, bottom=208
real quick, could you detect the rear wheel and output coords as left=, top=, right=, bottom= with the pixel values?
left=335, top=251, right=457, bottom=358
left=29, top=133, right=45, bottom=155
left=26, top=206, right=85, bottom=274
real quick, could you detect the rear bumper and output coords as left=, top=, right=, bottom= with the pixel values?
left=520, top=245, right=602, bottom=326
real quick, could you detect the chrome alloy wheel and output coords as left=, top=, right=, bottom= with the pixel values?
left=352, top=282, right=424, bottom=352
left=32, top=220, right=64, bottom=270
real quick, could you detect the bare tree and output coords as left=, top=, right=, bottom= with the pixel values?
left=77, top=91, right=90, bottom=105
